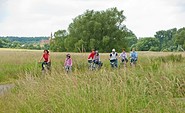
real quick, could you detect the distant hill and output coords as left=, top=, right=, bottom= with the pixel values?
left=0, top=36, right=49, bottom=44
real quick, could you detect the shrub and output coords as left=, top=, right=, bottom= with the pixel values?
left=149, top=46, right=159, bottom=51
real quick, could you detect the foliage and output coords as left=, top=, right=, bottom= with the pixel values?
left=154, top=28, right=177, bottom=51
left=50, top=30, right=68, bottom=52
left=0, top=36, right=49, bottom=44
left=0, top=37, right=49, bottom=50
left=136, top=37, right=160, bottom=51
left=174, top=27, right=185, bottom=50
left=125, top=36, right=137, bottom=50
left=149, top=46, right=160, bottom=51
left=136, top=27, right=185, bottom=52
left=50, top=8, right=135, bottom=52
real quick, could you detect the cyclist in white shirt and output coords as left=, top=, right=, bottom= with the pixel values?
left=110, top=49, right=118, bottom=67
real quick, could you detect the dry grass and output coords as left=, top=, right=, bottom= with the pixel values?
left=0, top=49, right=184, bottom=112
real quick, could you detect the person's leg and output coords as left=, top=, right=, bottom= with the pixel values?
left=69, top=66, right=72, bottom=72
left=47, top=62, right=51, bottom=70
left=65, top=66, right=68, bottom=72
left=98, top=61, right=101, bottom=66
left=42, top=61, right=47, bottom=70
left=115, top=59, right=118, bottom=67
left=130, top=58, right=133, bottom=66
left=110, top=60, right=114, bottom=67
left=122, top=59, right=124, bottom=63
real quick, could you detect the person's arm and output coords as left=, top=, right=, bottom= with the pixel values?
left=119, top=53, right=122, bottom=58
left=88, top=53, right=92, bottom=59
left=93, top=55, right=95, bottom=60
left=110, top=53, right=112, bottom=57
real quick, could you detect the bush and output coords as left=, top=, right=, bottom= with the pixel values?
left=149, top=46, right=159, bottom=51
left=162, top=49, right=169, bottom=52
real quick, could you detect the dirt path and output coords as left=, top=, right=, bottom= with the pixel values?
left=0, top=84, right=14, bottom=95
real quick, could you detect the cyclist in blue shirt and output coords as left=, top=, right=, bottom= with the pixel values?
left=130, top=48, right=138, bottom=64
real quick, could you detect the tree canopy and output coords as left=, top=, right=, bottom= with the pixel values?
left=50, top=8, right=135, bottom=52
left=136, top=37, right=160, bottom=51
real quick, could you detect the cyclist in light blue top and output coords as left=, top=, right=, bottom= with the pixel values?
left=130, top=48, right=138, bottom=63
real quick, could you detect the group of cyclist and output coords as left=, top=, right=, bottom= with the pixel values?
left=39, top=48, right=138, bottom=72
left=88, top=48, right=138, bottom=68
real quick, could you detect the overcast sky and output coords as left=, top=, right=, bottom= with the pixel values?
left=0, top=0, right=185, bottom=37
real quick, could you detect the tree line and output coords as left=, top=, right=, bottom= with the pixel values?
left=50, top=7, right=185, bottom=52
left=0, top=37, right=49, bottom=50
left=135, top=27, right=185, bottom=51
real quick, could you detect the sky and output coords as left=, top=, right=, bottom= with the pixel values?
left=0, top=0, right=185, bottom=37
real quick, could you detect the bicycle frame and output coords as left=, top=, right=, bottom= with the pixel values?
left=88, top=60, right=102, bottom=70
left=110, top=59, right=117, bottom=68
left=65, top=65, right=72, bottom=73
left=130, top=58, right=137, bottom=67
left=42, top=62, right=51, bottom=74
left=120, top=59, right=127, bottom=67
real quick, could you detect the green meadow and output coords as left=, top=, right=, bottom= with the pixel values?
left=0, top=49, right=184, bottom=113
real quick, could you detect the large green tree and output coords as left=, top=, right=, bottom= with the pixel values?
left=51, top=7, right=135, bottom=52
left=50, top=30, right=68, bottom=52
left=154, top=28, right=177, bottom=50
left=174, top=27, right=185, bottom=50
left=0, top=40, right=3, bottom=48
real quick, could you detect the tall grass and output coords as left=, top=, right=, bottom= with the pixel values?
left=0, top=50, right=184, bottom=112
left=0, top=50, right=42, bottom=83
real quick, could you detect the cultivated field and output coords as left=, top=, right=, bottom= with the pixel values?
left=0, top=49, right=184, bottom=113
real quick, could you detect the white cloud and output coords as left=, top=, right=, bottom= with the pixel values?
left=0, top=0, right=184, bottom=37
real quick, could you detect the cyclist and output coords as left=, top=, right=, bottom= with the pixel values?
left=39, top=50, right=51, bottom=71
left=93, top=51, right=103, bottom=67
left=119, top=48, right=128, bottom=66
left=88, top=49, right=95, bottom=63
left=110, top=49, right=118, bottom=67
left=130, top=48, right=138, bottom=66
left=64, top=54, right=72, bottom=72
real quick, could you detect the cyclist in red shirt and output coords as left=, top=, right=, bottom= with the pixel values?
left=39, top=50, right=51, bottom=70
left=88, top=49, right=95, bottom=63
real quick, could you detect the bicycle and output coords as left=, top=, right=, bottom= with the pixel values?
left=130, top=58, right=137, bottom=67
left=120, top=58, right=128, bottom=68
left=88, top=59, right=96, bottom=70
left=40, top=62, right=51, bottom=74
left=65, top=65, right=72, bottom=73
left=110, top=59, right=118, bottom=68
left=88, top=60, right=103, bottom=70
left=93, top=60, right=103, bottom=70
